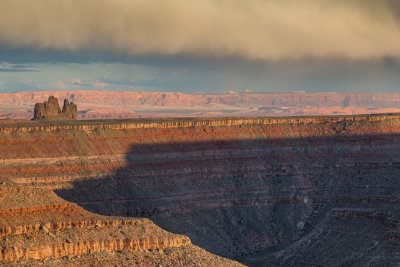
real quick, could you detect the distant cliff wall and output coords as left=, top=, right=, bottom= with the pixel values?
left=5, top=91, right=400, bottom=108
left=3, top=91, right=400, bottom=119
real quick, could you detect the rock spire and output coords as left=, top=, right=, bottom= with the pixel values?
left=33, top=96, right=77, bottom=120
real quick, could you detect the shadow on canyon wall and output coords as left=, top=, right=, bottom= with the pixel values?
left=55, top=134, right=400, bottom=265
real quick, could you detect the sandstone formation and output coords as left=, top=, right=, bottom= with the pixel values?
left=33, top=96, right=77, bottom=120
left=0, top=115, right=400, bottom=266
left=3, top=90, right=400, bottom=119
left=62, top=99, right=78, bottom=119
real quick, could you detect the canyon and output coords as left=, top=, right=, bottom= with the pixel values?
left=0, top=115, right=400, bottom=266
left=2, top=91, right=400, bottom=119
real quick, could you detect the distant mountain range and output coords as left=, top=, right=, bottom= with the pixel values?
left=1, top=91, right=400, bottom=120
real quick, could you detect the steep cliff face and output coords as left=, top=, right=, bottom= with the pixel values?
left=1, top=115, right=399, bottom=266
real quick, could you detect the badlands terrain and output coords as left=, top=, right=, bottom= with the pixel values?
left=2, top=91, right=400, bottom=119
left=0, top=115, right=399, bottom=266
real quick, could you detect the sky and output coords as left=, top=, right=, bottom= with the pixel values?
left=0, top=0, right=400, bottom=94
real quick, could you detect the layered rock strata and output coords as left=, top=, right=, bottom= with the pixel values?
left=0, top=115, right=399, bottom=266
left=0, top=182, right=242, bottom=266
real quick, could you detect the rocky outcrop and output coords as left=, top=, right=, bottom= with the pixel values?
left=1, top=115, right=400, bottom=266
left=33, top=96, right=77, bottom=120
left=62, top=99, right=78, bottom=119
left=33, top=96, right=61, bottom=119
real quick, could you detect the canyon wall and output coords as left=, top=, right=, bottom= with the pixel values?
left=0, top=115, right=400, bottom=266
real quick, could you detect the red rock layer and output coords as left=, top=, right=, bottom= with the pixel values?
left=0, top=184, right=193, bottom=262
left=0, top=183, right=244, bottom=266
left=0, top=237, right=190, bottom=262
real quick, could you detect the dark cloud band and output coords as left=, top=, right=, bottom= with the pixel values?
left=0, top=0, right=399, bottom=60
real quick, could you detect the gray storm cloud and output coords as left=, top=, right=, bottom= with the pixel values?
left=0, top=0, right=399, bottom=60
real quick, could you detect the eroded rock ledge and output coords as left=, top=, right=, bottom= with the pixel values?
left=0, top=183, right=242, bottom=266
left=0, top=112, right=398, bottom=133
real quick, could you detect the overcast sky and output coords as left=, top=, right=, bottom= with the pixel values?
left=1, top=0, right=400, bottom=93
